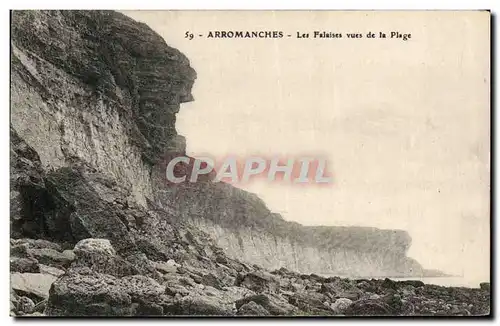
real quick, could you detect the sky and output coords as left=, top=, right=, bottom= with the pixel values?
left=124, top=11, right=490, bottom=285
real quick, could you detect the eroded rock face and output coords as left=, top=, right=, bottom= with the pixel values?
left=11, top=10, right=195, bottom=208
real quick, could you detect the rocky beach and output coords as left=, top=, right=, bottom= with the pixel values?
left=9, top=10, right=490, bottom=316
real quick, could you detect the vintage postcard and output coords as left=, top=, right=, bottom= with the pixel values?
left=10, top=10, right=490, bottom=316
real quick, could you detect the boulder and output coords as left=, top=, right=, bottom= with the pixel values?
left=381, top=278, right=398, bottom=290
left=345, top=294, right=403, bottom=316
left=10, top=257, right=40, bottom=273
left=236, top=294, right=297, bottom=316
left=153, top=259, right=178, bottom=274
left=72, top=239, right=138, bottom=277
left=200, top=273, right=225, bottom=290
left=39, top=264, right=65, bottom=277
left=330, top=298, right=353, bottom=314
left=121, top=275, right=165, bottom=300
left=10, top=291, right=19, bottom=313
left=237, top=301, right=270, bottom=316
left=289, top=291, right=331, bottom=315
left=17, top=296, right=35, bottom=315
left=238, top=271, right=279, bottom=293
left=46, top=267, right=166, bottom=316
left=10, top=191, right=22, bottom=224
left=46, top=269, right=133, bottom=316
left=11, top=238, right=64, bottom=252
left=11, top=243, right=29, bottom=257
left=480, top=282, right=490, bottom=291
left=164, top=284, right=191, bottom=297
left=26, top=248, right=74, bottom=268
left=73, top=238, right=116, bottom=259
left=23, top=312, right=46, bottom=317
left=62, top=250, right=76, bottom=261
left=399, top=280, right=425, bottom=288
left=11, top=272, right=57, bottom=300
left=345, top=298, right=393, bottom=316
left=166, top=295, right=234, bottom=316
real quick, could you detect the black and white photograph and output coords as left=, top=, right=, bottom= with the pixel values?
left=8, top=8, right=491, bottom=317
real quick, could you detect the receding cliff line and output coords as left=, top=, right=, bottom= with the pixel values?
left=156, top=182, right=424, bottom=277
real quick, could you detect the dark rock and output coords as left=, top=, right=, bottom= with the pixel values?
left=237, top=301, right=270, bottom=316
left=321, top=277, right=362, bottom=302
left=44, top=168, right=138, bottom=253
left=236, top=294, right=297, bottom=316
left=22, top=312, right=46, bottom=317
left=309, top=273, right=325, bottom=283
left=11, top=243, right=29, bottom=257
left=72, top=238, right=138, bottom=277
left=11, top=191, right=23, bottom=224
left=17, top=296, right=35, bottom=314
left=330, top=298, right=353, bottom=314
left=190, top=273, right=203, bottom=284
left=154, top=259, right=179, bottom=274
left=345, top=294, right=403, bottom=316
left=10, top=257, right=40, bottom=273
left=320, top=282, right=337, bottom=295
left=288, top=291, right=331, bottom=315
left=238, top=271, right=279, bottom=293
left=10, top=291, right=19, bottom=313
left=235, top=294, right=270, bottom=309
left=166, top=295, right=233, bottom=316
left=134, top=302, right=164, bottom=316
left=46, top=269, right=132, bottom=316
left=399, top=280, right=425, bottom=288
left=33, top=299, right=47, bottom=313
left=345, top=298, right=393, bottom=316
left=381, top=278, right=398, bottom=290
left=480, top=282, right=490, bottom=291
left=10, top=127, right=56, bottom=240
left=27, top=248, right=74, bottom=268
left=336, top=291, right=361, bottom=301
left=200, top=273, right=225, bottom=290
left=215, top=255, right=228, bottom=264
left=164, top=284, right=190, bottom=297
left=121, top=274, right=165, bottom=301
left=46, top=268, right=164, bottom=316
left=123, top=253, right=161, bottom=279
left=11, top=238, right=64, bottom=251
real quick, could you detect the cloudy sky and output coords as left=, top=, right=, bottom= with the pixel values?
left=125, top=11, right=490, bottom=285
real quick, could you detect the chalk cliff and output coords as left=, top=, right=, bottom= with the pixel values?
left=159, top=182, right=423, bottom=277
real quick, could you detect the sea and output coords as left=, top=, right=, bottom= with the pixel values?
left=321, top=275, right=487, bottom=289
left=387, top=277, right=486, bottom=289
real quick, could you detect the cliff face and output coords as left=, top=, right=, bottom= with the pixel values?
left=11, top=9, right=421, bottom=281
left=11, top=10, right=194, bottom=208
